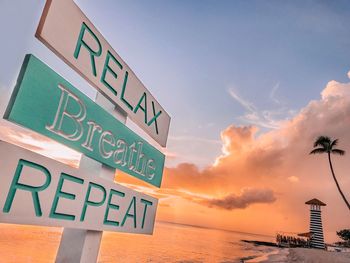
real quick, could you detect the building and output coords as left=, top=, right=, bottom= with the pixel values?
left=305, top=198, right=326, bottom=249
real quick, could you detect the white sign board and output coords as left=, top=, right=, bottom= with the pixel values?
left=36, top=0, right=170, bottom=147
left=0, top=141, right=157, bottom=234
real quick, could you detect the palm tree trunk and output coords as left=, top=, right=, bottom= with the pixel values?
left=328, top=153, right=350, bottom=210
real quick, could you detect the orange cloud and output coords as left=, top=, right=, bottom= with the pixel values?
left=1, top=75, right=350, bottom=241
left=158, top=76, right=350, bottom=240
left=162, top=124, right=283, bottom=195
left=0, top=124, right=80, bottom=167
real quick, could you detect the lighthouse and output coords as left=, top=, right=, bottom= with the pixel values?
left=305, top=198, right=326, bottom=249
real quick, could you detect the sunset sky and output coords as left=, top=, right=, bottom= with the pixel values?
left=0, top=0, right=350, bottom=243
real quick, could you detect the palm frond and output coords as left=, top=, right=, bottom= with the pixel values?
left=332, top=149, right=345, bottom=156
left=331, top=139, right=338, bottom=148
left=313, top=136, right=331, bottom=148
left=310, top=148, right=327, bottom=155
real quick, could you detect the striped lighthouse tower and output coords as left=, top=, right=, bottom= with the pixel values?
left=305, top=198, right=326, bottom=249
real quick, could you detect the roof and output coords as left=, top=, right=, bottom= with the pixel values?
left=305, top=198, right=326, bottom=206
left=298, top=232, right=312, bottom=238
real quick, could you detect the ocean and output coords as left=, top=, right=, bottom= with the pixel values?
left=0, top=222, right=278, bottom=262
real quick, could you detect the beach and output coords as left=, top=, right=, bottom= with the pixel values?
left=256, top=247, right=350, bottom=263
left=286, top=248, right=350, bottom=263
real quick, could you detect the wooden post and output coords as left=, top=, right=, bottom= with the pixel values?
left=55, top=93, right=127, bottom=263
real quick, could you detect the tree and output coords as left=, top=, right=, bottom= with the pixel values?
left=337, top=229, right=350, bottom=241
left=310, top=136, right=350, bottom=210
left=337, top=229, right=350, bottom=247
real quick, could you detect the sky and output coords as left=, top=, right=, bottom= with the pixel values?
left=0, top=0, right=350, bottom=243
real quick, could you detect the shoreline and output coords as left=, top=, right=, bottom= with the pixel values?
left=159, top=221, right=274, bottom=239
left=243, top=248, right=288, bottom=262
left=240, top=239, right=287, bottom=263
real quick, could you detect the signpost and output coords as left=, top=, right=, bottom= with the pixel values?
left=36, top=0, right=171, bottom=147
left=0, top=140, right=157, bottom=234
left=5, top=54, right=165, bottom=188
left=56, top=93, right=129, bottom=262
left=1, top=0, right=170, bottom=261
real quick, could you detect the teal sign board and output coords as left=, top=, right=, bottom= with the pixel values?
left=5, top=54, right=164, bottom=187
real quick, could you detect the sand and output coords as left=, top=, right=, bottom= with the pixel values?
left=246, top=248, right=288, bottom=262
left=286, top=248, right=350, bottom=263
left=258, top=247, right=350, bottom=263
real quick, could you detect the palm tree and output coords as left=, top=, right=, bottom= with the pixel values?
left=310, top=136, right=350, bottom=210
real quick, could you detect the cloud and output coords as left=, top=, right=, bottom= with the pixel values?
left=165, top=135, right=222, bottom=169
left=162, top=149, right=178, bottom=159
left=228, top=88, right=256, bottom=112
left=270, top=82, right=281, bottom=104
left=288, top=176, right=299, bottom=183
left=227, top=87, right=291, bottom=129
left=160, top=75, right=350, bottom=238
left=0, top=123, right=80, bottom=167
left=152, top=186, right=276, bottom=211
left=162, top=124, right=285, bottom=196
left=321, top=80, right=350, bottom=100
left=200, top=188, right=276, bottom=210
left=219, top=125, right=258, bottom=156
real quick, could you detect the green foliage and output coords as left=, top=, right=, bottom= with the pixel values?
left=310, top=136, right=345, bottom=155
left=337, top=229, right=350, bottom=241
left=310, top=135, right=350, bottom=211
